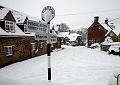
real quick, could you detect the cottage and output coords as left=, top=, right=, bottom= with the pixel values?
left=0, top=6, right=61, bottom=67
left=67, top=33, right=82, bottom=46
left=105, top=30, right=118, bottom=42
left=0, top=7, right=37, bottom=67
left=58, top=31, right=82, bottom=46
left=88, top=16, right=108, bottom=47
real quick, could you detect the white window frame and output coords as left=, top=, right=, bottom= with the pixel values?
left=4, top=46, right=13, bottom=56
left=5, top=20, right=15, bottom=33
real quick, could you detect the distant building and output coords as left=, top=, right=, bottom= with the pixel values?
left=67, top=33, right=82, bottom=46
left=58, top=31, right=82, bottom=46
left=105, top=30, right=118, bottom=42
left=87, top=16, right=108, bottom=47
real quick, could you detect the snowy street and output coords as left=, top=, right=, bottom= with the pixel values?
left=0, top=46, right=120, bottom=85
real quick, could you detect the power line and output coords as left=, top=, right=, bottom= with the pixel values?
left=68, top=16, right=120, bottom=28
left=109, top=17, right=120, bottom=22
left=56, top=8, right=120, bottom=16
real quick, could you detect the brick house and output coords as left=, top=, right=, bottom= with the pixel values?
left=87, top=16, right=108, bottom=47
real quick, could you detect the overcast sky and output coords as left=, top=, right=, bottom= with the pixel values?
left=0, top=0, right=120, bottom=29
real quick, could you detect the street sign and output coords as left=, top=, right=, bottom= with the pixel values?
left=27, top=20, right=47, bottom=33
left=41, top=6, right=55, bottom=22
left=35, top=32, right=57, bottom=43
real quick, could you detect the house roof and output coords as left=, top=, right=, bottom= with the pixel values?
left=0, top=27, right=8, bottom=35
left=88, top=19, right=120, bottom=36
left=58, top=32, right=81, bottom=41
left=67, top=33, right=81, bottom=41
left=0, top=24, right=35, bottom=37
left=0, top=8, right=9, bottom=20
left=57, top=32, right=69, bottom=38
left=11, top=9, right=40, bottom=23
left=104, top=25, right=120, bottom=36
left=11, top=10, right=27, bottom=23
left=0, top=6, right=40, bottom=23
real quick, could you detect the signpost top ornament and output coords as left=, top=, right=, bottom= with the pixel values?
left=41, top=6, right=55, bottom=23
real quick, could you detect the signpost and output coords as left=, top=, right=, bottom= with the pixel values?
left=27, top=20, right=47, bottom=33
left=41, top=6, right=55, bottom=81
left=35, top=32, right=57, bottom=43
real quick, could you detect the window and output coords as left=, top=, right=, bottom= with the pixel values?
left=4, top=46, right=13, bottom=56
left=40, top=42, right=43, bottom=48
left=110, top=32, right=114, bottom=36
left=5, top=20, right=15, bottom=32
left=31, top=43, right=36, bottom=51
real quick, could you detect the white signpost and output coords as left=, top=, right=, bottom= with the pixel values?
left=27, top=20, right=47, bottom=33
left=41, top=6, right=55, bottom=22
left=35, top=32, right=57, bottom=43
left=41, top=6, right=55, bottom=81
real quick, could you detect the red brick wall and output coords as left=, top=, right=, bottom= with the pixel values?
left=88, top=23, right=106, bottom=46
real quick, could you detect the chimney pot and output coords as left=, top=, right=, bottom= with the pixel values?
left=94, top=16, right=99, bottom=22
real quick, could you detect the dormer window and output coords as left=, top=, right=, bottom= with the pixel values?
left=5, top=20, right=15, bottom=33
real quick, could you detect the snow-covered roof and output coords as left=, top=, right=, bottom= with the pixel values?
left=112, top=30, right=120, bottom=36
left=57, top=32, right=69, bottom=38
left=57, top=32, right=81, bottom=40
left=67, top=33, right=81, bottom=41
left=102, top=21, right=120, bottom=36
left=0, top=6, right=40, bottom=23
left=0, top=25, right=34, bottom=37
left=11, top=10, right=40, bottom=23
left=11, top=10, right=26, bottom=23
left=0, top=27, right=8, bottom=35
left=0, top=8, right=9, bottom=19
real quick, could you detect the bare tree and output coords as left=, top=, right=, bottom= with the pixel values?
left=58, top=23, right=70, bottom=32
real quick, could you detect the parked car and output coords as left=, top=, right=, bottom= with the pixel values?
left=108, top=45, right=120, bottom=55
left=90, top=43, right=100, bottom=49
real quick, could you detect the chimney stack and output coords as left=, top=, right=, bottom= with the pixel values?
left=94, top=16, right=99, bottom=22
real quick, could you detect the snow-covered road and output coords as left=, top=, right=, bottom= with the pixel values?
left=0, top=45, right=120, bottom=85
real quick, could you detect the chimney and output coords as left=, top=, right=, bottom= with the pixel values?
left=94, top=16, right=99, bottom=22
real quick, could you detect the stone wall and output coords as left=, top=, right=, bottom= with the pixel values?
left=0, top=36, right=61, bottom=68
left=0, top=36, right=46, bottom=67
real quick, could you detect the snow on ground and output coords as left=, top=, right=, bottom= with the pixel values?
left=0, top=45, right=120, bottom=85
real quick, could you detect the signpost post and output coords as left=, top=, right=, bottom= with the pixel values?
left=41, top=6, right=55, bottom=81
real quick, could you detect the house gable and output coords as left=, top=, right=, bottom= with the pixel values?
left=106, top=30, right=117, bottom=37
left=88, top=22, right=107, bottom=34
left=87, top=17, right=108, bottom=46
left=24, top=17, right=29, bottom=24
left=4, top=11, right=16, bottom=22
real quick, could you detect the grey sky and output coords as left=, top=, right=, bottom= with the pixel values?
left=0, top=0, right=120, bottom=29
